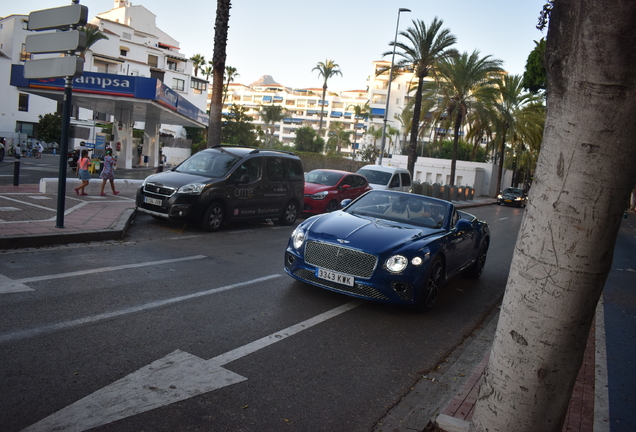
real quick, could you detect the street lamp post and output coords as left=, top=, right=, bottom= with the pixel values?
left=378, top=7, right=410, bottom=166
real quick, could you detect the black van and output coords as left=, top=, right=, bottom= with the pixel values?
left=136, top=146, right=304, bottom=231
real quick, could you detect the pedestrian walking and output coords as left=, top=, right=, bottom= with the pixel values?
left=75, top=149, right=91, bottom=196
left=99, top=148, right=119, bottom=196
left=36, top=141, right=43, bottom=158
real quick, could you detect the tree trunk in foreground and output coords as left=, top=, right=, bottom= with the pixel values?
left=470, top=1, right=636, bottom=431
left=207, top=0, right=231, bottom=148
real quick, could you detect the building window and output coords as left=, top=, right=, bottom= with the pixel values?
left=16, top=121, right=36, bottom=136
left=167, top=61, right=177, bottom=71
left=18, top=93, right=29, bottom=112
left=120, top=46, right=129, bottom=56
left=191, top=80, right=207, bottom=92
left=20, top=43, right=31, bottom=62
left=172, top=78, right=185, bottom=91
left=148, top=55, right=159, bottom=68
left=122, top=32, right=132, bottom=40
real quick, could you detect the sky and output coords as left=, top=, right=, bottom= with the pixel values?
left=2, top=0, right=548, bottom=91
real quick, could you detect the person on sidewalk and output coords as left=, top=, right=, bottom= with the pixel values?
left=99, top=148, right=119, bottom=196
left=75, top=149, right=91, bottom=196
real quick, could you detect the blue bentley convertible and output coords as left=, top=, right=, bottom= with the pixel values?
left=284, top=190, right=489, bottom=311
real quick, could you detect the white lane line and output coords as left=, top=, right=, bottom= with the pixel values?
left=499, top=217, right=509, bottom=221
left=22, top=299, right=363, bottom=432
left=0, top=274, right=281, bottom=345
left=15, top=255, right=208, bottom=284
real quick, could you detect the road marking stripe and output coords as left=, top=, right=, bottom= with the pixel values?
left=22, top=299, right=362, bottom=432
left=15, top=255, right=207, bottom=283
left=211, top=299, right=364, bottom=366
left=0, top=274, right=281, bottom=345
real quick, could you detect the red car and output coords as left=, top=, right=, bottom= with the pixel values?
left=303, top=169, right=372, bottom=215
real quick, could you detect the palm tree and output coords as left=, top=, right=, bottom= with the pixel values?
left=490, top=74, right=544, bottom=193
left=202, top=65, right=213, bottom=81
left=348, top=102, right=370, bottom=157
left=326, top=121, right=351, bottom=155
left=223, top=66, right=239, bottom=104
left=388, top=18, right=457, bottom=176
left=190, top=53, right=206, bottom=77
left=207, top=0, right=232, bottom=148
left=78, top=25, right=109, bottom=59
left=435, top=50, right=504, bottom=186
left=366, top=125, right=384, bottom=157
left=312, top=59, right=342, bottom=136
left=259, top=104, right=287, bottom=148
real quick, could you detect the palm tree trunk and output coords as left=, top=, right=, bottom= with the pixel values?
left=207, top=0, right=232, bottom=148
left=318, top=85, right=327, bottom=136
left=449, top=113, right=462, bottom=186
left=407, top=74, right=425, bottom=175
left=495, top=124, right=508, bottom=193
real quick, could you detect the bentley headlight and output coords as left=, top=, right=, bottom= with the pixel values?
left=386, top=255, right=408, bottom=273
left=309, top=191, right=329, bottom=200
left=292, top=229, right=306, bottom=249
left=178, top=183, right=206, bottom=195
left=411, top=256, right=423, bottom=266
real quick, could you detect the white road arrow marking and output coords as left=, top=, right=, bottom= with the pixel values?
left=0, top=274, right=33, bottom=293
left=23, top=300, right=363, bottom=432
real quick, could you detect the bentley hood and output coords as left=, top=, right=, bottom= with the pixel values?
left=304, top=211, right=441, bottom=254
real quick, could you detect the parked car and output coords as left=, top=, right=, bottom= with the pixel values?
left=497, top=187, right=527, bottom=207
left=356, top=165, right=412, bottom=191
left=284, top=190, right=490, bottom=311
left=136, top=145, right=304, bottom=231
left=0, top=141, right=4, bottom=161
left=303, top=169, right=372, bottom=215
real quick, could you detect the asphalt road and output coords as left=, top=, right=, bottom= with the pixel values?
left=0, top=192, right=524, bottom=431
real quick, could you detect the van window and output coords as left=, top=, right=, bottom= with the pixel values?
left=400, top=172, right=411, bottom=187
left=358, top=168, right=391, bottom=186
left=267, top=158, right=285, bottom=181
left=389, top=175, right=401, bottom=188
left=285, top=159, right=304, bottom=180
left=228, top=158, right=261, bottom=183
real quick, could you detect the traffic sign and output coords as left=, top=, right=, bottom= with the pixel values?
left=27, top=4, right=88, bottom=31
left=24, top=56, right=84, bottom=79
left=26, top=30, right=87, bottom=54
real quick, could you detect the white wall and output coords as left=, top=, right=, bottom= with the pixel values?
left=383, top=155, right=510, bottom=197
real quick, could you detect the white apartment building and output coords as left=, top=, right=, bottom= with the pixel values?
left=2, top=1, right=208, bottom=168
left=213, top=60, right=419, bottom=156
left=0, top=13, right=58, bottom=150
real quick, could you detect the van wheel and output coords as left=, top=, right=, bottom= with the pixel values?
left=278, top=201, right=298, bottom=225
left=201, top=202, right=224, bottom=232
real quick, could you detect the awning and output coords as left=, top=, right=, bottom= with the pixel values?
left=319, top=100, right=329, bottom=106
left=273, top=96, right=283, bottom=101
left=344, top=112, right=352, bottom=117
left=330, top=111, right=342, bottom=117
left=93, top=54, right=124, bottom=64
left=262, top=95, right=272, bottom=102
left=371, top=108, right=385, bottom=116
left=306, top=110, right=318, bottom=114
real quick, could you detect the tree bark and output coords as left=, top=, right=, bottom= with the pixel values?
left=470, top=1, right=636, bottom=431
left=207, top=0, right=232, bottom=148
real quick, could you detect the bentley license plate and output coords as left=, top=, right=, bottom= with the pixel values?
left=144, top=196, right=162, bottom=206
left=316, top=268, right=354, bottom=287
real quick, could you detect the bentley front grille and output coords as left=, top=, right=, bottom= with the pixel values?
left=294, top=268, right=389, bottom=301
left=305, top=241, right=377, bottom=278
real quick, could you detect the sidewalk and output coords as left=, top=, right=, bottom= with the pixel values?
left=0, top=181, right=138, bottom=249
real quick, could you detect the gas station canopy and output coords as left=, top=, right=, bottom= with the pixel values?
left=10, top=64, right=208, bottom=128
